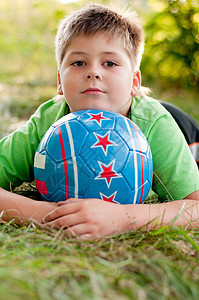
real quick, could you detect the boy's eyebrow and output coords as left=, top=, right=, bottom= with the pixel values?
left=68, top=51, right=86, bottom=56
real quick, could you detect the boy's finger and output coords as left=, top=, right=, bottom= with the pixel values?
left=42, top=202, right=81, bottom=223
left=63, top=223, right=90, bottom=236
left=58, top=198, right=80, bottom=206
left=43, top=211, right=87, bottom=229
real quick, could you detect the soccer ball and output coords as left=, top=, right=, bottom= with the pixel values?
left=34, top=110, right=153, bottom=204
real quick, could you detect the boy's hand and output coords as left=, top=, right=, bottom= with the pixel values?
left=42, top=198, right=127, bottom=240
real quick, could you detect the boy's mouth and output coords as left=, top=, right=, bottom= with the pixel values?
left=81, top=87, right=105, bottom=95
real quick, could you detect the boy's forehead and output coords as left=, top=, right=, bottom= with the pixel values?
left=65, top=33, right=129, bottom=55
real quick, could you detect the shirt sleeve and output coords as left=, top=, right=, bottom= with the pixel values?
left=0, top=99, right=68, bottom=190
left=148, top=113, right=199, bottom=201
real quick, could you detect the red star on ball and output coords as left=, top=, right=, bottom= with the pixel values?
left=88, top=112, right=109, bottom=126
left=95, top=159, right=121, bottom=188
left=100, top=191, right=119, bottom=204
left=91, top=132, right=117, bottom=155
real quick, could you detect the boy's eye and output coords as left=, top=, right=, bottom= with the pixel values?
left=104, top=61, right=117, bottom=67
left=71, top=61, right=86, bottom=67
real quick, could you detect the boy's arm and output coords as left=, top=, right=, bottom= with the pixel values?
left=42, top=190, right=199, bottom=240
left=0, top=99, right=68, bottom=191
left=0, top=187, right=58, bottom=224
left=124, top=191, right=199, bottom=230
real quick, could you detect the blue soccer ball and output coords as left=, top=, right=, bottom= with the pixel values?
left=34, top=110, right=153, bottom=204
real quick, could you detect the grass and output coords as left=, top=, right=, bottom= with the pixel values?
left=0, top=84, right=199, bottom=299
left=0, top=222, right=199, bottom=300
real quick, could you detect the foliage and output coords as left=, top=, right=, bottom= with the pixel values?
left=141, top=0, right=199, bottom=90
left=0, top=0, right=65, bottom=85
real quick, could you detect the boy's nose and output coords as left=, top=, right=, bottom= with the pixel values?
left=85, top=71, right=102, bottom=80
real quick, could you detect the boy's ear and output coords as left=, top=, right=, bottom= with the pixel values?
left=130, top=70, right=141, bottom=97
left=57, top=71, right=63, bottom=95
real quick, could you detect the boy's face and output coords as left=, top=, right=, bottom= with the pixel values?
left=58, top=33, right=140, bottom=116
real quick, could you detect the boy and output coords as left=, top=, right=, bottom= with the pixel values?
left=0, top=3, right=198, bottom=240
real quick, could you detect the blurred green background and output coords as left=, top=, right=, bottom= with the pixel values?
left=0, top=0, right=198, bottom=138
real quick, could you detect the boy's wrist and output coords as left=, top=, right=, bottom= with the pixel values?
left=0, top=188, right=58, bottom=224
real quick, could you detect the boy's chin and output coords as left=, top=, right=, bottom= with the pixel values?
left=69, top=104, right=130, bottom=116
left=71, top=105, right=112, bottom=113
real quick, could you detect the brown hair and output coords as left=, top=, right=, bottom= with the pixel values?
left=55, top=3, right=145, bottom=72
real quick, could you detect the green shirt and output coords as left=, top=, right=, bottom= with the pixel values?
left=0, top=96, right=198, bottom=202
